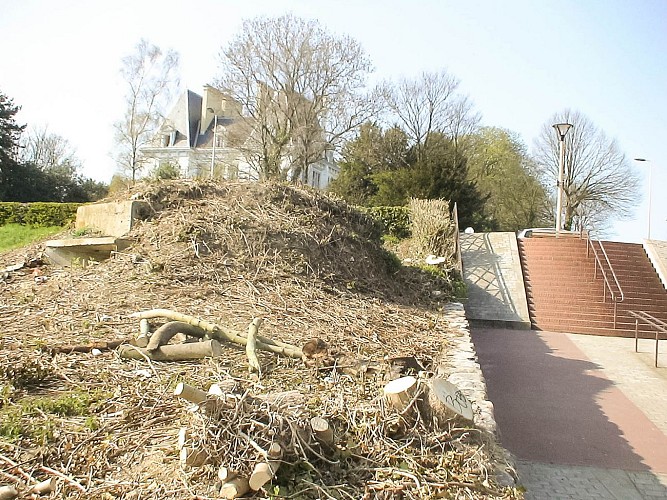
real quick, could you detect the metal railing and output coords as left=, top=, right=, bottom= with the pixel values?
left=630, top=310, right=667, bottom=367
left=586, top=235, right=624, bottom=328
left=453, top=202, right=462, bottom=275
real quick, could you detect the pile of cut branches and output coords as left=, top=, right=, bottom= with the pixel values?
left=0, top=180, right=521, bottom=499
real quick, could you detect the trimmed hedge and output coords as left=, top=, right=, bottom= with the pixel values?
left=0, top=202, right=80, bottom=227
left=364, top=206, right=411, bottom=239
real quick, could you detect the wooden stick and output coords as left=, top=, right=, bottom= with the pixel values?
left=50, top=339, right=131, bottom=354
left=177, top=427, right=188, bottom=450
left=246, top=318, right=263, bottom=373
left=219, top=477, right=250, bottom=499
left=146, top=321, right=207, bottom=352
left=174, top=382, right=207, bottom=404
left=310, top=417, right=334, bottom=446
left=130, top=309, right=303, bottom=358
left=135, top=318, right=150, bottom=347
left=118, top=339, right=222, bottom=361
left=0, top=486, right=18, bottom=500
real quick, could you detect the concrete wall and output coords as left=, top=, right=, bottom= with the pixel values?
left=460, top=232, right=531, bottom=329
left=643, top=239, right=667, bottom=290
left=75, top=201, right=150, bottom=237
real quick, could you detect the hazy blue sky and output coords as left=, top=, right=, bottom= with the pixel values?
left=2, top=0, right=666, bottom=242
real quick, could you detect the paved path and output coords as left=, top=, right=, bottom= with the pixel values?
left=471, top=328, right=667, bottom=499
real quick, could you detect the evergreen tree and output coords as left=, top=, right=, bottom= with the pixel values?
left=0, top=91, right=26, bottom=201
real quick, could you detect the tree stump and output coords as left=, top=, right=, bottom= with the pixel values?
left=383, top=376, right=418, bottom=413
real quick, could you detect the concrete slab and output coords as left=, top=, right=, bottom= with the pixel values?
left=75, top=200, right=150, bottom=237
left=460, top=232, right=531, bottom=328
left=44, top=237, right=133, bottom=267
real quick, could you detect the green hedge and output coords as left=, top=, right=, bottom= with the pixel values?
left=0, top=202, right=80, bottom=227
left=364, top=206, right=411, bottom=239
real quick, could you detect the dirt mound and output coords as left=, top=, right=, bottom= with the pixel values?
left=0, top=180, right=520, bottom=499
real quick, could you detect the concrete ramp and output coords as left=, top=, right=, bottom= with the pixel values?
left=460, top=232, right=530, bottom=329
left=45, top=237, right=133, bottom=267
left=45, top=200, right=149, bottom=267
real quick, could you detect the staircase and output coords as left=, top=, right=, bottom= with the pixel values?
left=519, top=235, right=667, bottom=337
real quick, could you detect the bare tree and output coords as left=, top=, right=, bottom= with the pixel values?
left=386, top=70, right=481, bottom=160
left=114, top=39, right=179, bottom=183
left=533, top=109, right=640, bottom=233
left=215, top=14, right=383, bottom=182
left=20, top=126, right=80, bottom=173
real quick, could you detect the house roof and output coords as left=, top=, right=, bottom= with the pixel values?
left=151, top=87, right=245, bottom=150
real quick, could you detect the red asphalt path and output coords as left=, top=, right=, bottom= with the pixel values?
left=471, top=328, right=667, bottom=473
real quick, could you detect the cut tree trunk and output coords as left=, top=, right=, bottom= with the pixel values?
left=427, top=378, right=474, bottom=424
left=249, top=443, right=282, bottom=491
left=146, top=321, right=207, bottom=352
left=118, top=339, right=222, bottom=361
left=219, top=477, right=250, bottom=499
left=383, top=376, right=419, bottom=413
left=0, top=486, right=18, bottom=500
left=310, top=417, right=334, bottom=446
left=28, top=478, right=56, bottom=495
left=130, top=309, right=303, bottom=359
left=174, top=382, right=208, bottom=404
left=218, top=466, right=237, bottom=483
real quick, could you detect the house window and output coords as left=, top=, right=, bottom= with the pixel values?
left=215, top=134, right=225, bottom=148
left=312, top=171, right=321, bottom=189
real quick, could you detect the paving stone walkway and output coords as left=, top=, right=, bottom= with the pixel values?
left=471, top=328, right=667, bottom=499
left=516, top=461, right=667, bottom=500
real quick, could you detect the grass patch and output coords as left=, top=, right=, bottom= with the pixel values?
left=0, top=389, right=104, bottom=444
left=0, top=224, right=62, bottom=253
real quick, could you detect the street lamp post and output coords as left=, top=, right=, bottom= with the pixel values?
left=553, top=123, right=573, bottom=236
left=207, top=108, right=218, bottom=179
left=634, top=158, right=652, bottom=240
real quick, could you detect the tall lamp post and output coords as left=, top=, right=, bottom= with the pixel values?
left=634, top=158, right=652, bottom=240
left=553, top=123, right=573, bottom=236
left=207, top=107, right=218, bottom=179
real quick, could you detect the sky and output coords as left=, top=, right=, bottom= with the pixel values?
left=2, top=0, right=666, bottom=243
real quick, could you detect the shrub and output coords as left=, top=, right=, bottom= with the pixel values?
left=0, top=202, right=79, bottom=227
left=364, top=206, right=411, bottom=239
left=408, top=198, right=455, bottom=261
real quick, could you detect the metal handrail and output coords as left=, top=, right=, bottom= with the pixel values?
left=630, top=310, right=667, bottom=367
left=453, top=202, right=462, bottom=275
left=586, top=235, right=624, bottom=328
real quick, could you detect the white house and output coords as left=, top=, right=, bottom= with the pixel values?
left=140, top=86, right=339, bottom=189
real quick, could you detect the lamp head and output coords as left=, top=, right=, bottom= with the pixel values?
left=553, top=123, right=573, bottom=141
left=634, top=158, right=648, bottom=162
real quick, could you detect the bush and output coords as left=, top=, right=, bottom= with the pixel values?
left=152, top=162, right=180, bottom=180
left=408, top=198, right=455, bottom=260
left=0, top=202, right=79, bottom=227
left=364, top=206, right=411, bottom=239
